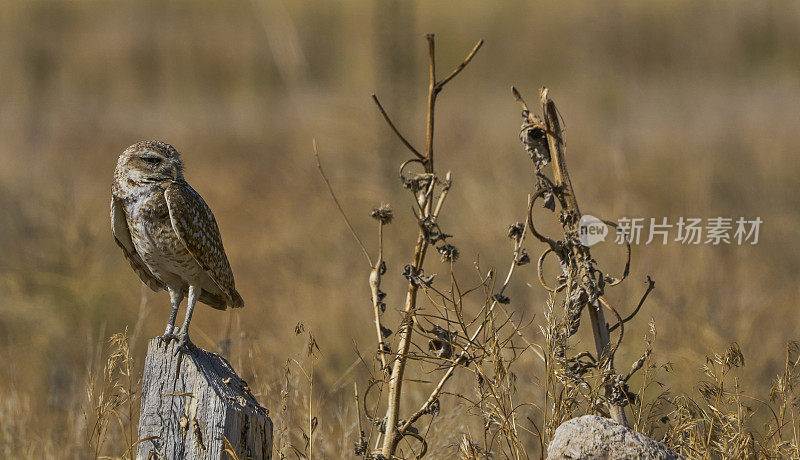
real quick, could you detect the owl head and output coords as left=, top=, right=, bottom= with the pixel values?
left=116, top=140, right=184, bottom=186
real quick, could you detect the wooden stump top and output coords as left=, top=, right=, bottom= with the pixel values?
left=137, top=339, right=272, bottom=459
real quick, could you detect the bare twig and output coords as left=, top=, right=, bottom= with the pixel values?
left=372, top=95, right=424, bottom=161
left=609, top=276, right=655, bottom=332
left=313, top=140, right=373, bottom=267
left=436, top=39, right=484, bottom=90
left=399, top=200, right=530, bottom=436
left=423, top=35, right=484, bottom=172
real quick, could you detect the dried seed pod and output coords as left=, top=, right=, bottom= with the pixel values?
left=520, top=114, right=550, bottom=169
left=437, top=243, right=460, bottom=262
left=370, top=203, right=394, bottom=224
left=507, top=222, right=525, bottom=240
left=428, top=325, right=455, bottom=359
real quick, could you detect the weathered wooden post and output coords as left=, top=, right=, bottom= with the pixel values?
left=136, top=339, right=273, bottom=459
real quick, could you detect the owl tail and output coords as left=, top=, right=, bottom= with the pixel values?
left=229, top=289, right=245, bottom=309
left=199, top=289, right=228, bottom=310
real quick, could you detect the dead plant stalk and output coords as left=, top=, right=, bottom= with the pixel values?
left=377, top=34, right=483, bottom=457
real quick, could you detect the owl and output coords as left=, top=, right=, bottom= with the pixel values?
left=111, top=140, right=243, bottom=352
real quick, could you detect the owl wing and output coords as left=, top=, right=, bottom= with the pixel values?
left=164, top=182, right=244, bottom=309
left=110, top=195, right=165, bottom=292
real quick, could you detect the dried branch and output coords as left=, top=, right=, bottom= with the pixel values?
left=313, top=140, right=373, bottom=267
left=515, top=86, right=633, bottom=426
left=378, top=35, right=483, bottom=458
left=423, top=34, right=484, bottom=171
left=371, top=95, right=424, bottom=160
left=609, top=276, right=655, bottom=333
left=399, top=201, right=530, bottom=436
left=436, top=39, right=484, bottom=90
left=527, top=187, right=560, bottom=251
left=602, top=219, right=632, bottom=286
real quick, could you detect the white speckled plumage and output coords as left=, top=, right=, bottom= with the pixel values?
left=111, top=140, right=242, bottom=346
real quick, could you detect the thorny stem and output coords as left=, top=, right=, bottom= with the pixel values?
left=379, top=35, right=482, bottom=458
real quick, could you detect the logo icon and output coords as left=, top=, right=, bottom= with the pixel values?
left=579, top=215, right=608, bottom=247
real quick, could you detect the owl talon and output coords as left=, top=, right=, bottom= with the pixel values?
left=173, top=334, right=192, bottom=356
left=159, top=332, right=180, bottom=347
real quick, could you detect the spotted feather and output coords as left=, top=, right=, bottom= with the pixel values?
left=164, top=182, right=244, bottom=308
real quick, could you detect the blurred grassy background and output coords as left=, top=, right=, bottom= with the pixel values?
left=0, top=0, right=799, bottom=457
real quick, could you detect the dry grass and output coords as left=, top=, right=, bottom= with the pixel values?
left=83, top=330, right=140, bottom=459
left=0, top=0, right=799, bottom=458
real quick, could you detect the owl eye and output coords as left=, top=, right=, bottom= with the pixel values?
left=140, top=156, right=161, bottom=165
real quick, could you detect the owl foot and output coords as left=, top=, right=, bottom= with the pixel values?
left=158, top=331, right=180, bottom=347
left=173, top=333, right=193, bottom=356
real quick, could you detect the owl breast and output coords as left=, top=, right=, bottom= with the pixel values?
left=124, top=188, right=215, bottom=292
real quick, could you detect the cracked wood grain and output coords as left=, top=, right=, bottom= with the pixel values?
left=136, top=339, right=273, bottom=459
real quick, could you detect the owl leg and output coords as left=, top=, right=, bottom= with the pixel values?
left=174, top=285, right=199, bottom=355
left=159, top=288, right=183, bottom=346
